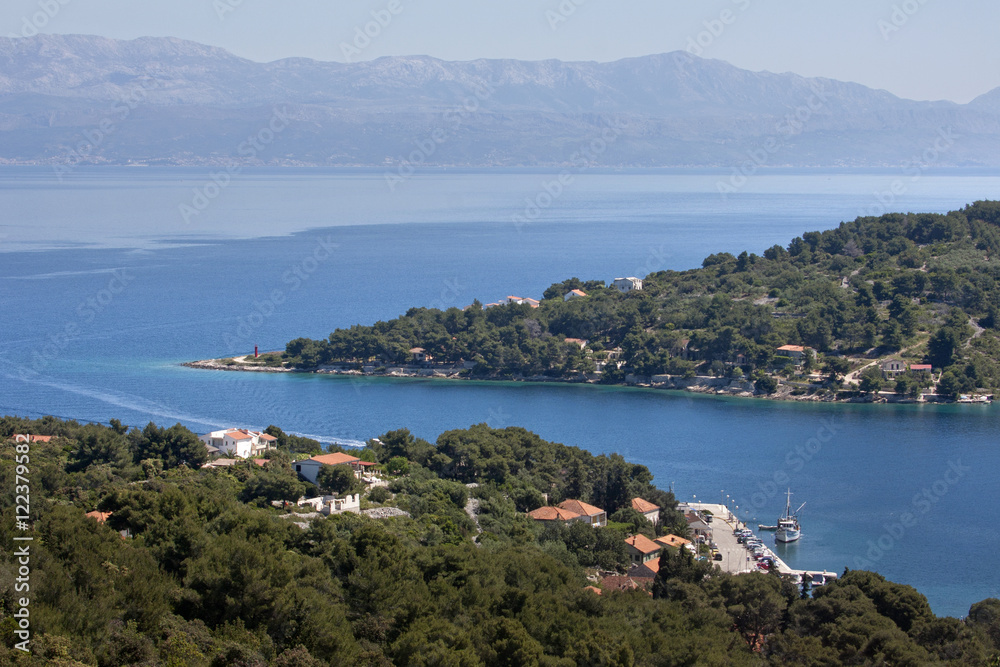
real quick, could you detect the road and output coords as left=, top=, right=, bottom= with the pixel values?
left=684, top=503, right=757, bottom=574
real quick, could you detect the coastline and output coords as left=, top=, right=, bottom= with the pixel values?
left=181, top=358, right=971, bottom=405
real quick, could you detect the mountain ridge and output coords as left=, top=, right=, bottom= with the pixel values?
left=1, top=34, right=998, bottom=167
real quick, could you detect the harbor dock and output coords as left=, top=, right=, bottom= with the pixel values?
left=683, top=502, right=838, bottom=584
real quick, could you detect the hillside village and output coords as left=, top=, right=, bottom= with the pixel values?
left=184, top=425, right=780, bottom=592
left=190, top=204, right=1000, bottom=405
left=6, top=414, right=1000, bottom=664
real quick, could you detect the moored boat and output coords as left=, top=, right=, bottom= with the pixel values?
left=775, top=489, right=805, bottom=543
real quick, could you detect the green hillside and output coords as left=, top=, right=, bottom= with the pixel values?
left=2, top=415, right=999, bottom=665
left=279, top=201, right=1000, bottom=400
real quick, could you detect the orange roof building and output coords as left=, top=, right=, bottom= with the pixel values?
left=631, top=497, right=660, bottom=525
left=309, top=452, right=361, bottom=466
left=527, top=499, right=607, bottom=527
left=625, top=534, right=663, bottom=566
left=295, top=451, right=363, bottom=485
left=655, top=534, right=692, bottom=549
left=527, top=506, right=583, bottom=522
left=558, top=499, right=607, bottom=527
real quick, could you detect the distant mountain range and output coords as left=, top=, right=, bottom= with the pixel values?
left=1, top=34, right=999, bottom=168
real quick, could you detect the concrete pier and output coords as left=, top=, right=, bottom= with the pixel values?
left=683, top=502, right=837, bottom=583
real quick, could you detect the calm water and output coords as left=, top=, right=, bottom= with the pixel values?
left=2, top=166, right=1000, bottom=617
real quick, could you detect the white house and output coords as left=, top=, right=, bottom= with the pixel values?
left=776, top=345, right=815, bottom=368
left=631, top=497, right=660, bottom=525
left=564, top=289, right=588, bottom=301
left=882, top=359, right=907, bottom=379
left=611, top=277, right=643, bottom=293
left=199, top=429, right=277, bottom=459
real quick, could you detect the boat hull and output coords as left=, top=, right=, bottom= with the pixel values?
left=775, top=527, right=800, bottom=543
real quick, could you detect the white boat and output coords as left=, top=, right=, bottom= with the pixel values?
left=775, top=489, right=805, bottom=543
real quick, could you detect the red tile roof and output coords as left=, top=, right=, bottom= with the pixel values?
left=258, top=433, right=278, bottom=441
left=528, top=506, right=582, bottom=521
left=909, top=364, right=933, bottom=371
left=225, top=429, right=253, bottom=440
left=777, top=345, right=806, bottom=352
left=655, top=534, right=691, bottom=548
left=631, top=498, right=659, bottom=514
left=600, top=575, right=639, bottom=592
left=309, top=452, right=361, bottom=466
left=625, top=534, right=663, bottom=555
left=85, top=511, right=112, bottom=523
left=558, top=499, right=605, bottom=517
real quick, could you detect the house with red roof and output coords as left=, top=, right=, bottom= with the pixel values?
left=527, top=499, right=607, bottom=527
left=527, top=505, right=584, bottom=523
left=625, top=534, right=663, bottom=567
left=631, top=497, right=660, bottom=525
left=655, top=534, right=692, bottom=550
left=558, top=499, right=607, bottom=527
left=564, top=289, right=588, bottom=301
left=294, top=451, right=374, bottom=485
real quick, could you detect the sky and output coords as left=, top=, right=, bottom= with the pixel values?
left=2, top=0, right=997, bottom=104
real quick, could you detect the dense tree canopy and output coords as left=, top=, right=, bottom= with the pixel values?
left=1, top=414, right=998, bottom=665
left=281, top=202, right=1000, bottom=397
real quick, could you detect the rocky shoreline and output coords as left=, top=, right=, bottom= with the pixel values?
left=183, top=358, right=967, bottom=404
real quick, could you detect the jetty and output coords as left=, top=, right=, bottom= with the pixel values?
left=684, top=502, right=838, bottom=585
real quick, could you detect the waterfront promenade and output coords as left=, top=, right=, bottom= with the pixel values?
left=684, top=502, right=792, bottom=575
left=685, top=502, right=840, bottom=584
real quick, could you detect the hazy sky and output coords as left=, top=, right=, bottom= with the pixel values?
left=3, top=0, right=997, bottom=103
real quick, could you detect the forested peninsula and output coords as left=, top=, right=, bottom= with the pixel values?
left=201, top=201, right=1000, bottom=403
left=3, top=414, right=1000, bottom=665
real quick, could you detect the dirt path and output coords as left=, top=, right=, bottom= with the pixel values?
left=842, top=337, right=928, bottom=387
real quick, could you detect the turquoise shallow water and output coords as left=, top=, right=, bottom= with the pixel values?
left=1, top=166, right=999, bottom=616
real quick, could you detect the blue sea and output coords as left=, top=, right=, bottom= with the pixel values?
left=2, top=166, right=1000, bottom=617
